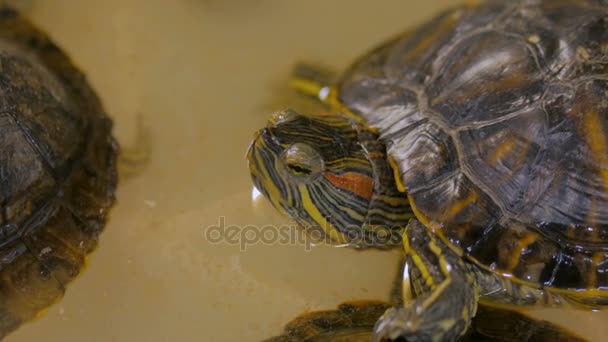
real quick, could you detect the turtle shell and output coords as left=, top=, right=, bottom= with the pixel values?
left=264, top=301, right=587, bottom=342
left=263, top=302, right=389, bottom=342
left=336, top=0, right=608, bottom=293
left=0, top=8, right=117, bottom=336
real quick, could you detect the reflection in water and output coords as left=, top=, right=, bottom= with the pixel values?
left=251, top=186, right=262, bottom=202
left=5, top=0, right=608, bottom=341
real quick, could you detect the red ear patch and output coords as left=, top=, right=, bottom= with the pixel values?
left=324, top=172, right=374, bottom=200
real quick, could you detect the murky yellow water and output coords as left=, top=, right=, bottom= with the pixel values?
left=5, top=0, right=608, bottom=341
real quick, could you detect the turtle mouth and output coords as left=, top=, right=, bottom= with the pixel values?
left=246, top=129, right=268, bottom=185
left=246, top=127, right=285, bottom=205
left=246, top=128, right=279, bottom=169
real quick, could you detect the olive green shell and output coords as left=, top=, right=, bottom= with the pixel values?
left=336, top=0, right=608, bottom=291
left=264, top=302, right=388, bottom=342
left=0, top=8, right=117, bottom=337
left=264, top=302, right=586, bottom=342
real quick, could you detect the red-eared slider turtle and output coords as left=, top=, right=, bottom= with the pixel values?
left=248, top=0, right=608, bottom=340
left=0, top=6, right=117, bottom=338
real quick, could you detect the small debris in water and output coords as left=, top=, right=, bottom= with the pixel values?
left=40, top=247, right=52, bottom=256
left=144, top=199, right=158, bottom=207
left=58, top=307, right=65, bottom=315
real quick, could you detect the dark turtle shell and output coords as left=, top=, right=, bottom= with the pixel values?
left=0, top=7, right=117, bottom=337
left=264, top=301, right=587, bottom=342
left=336, top=0, right=608, bottom=293
left=263, top=302, right=389, bottom=342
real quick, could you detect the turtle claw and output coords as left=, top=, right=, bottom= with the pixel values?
left=373, top=307, right=412, bottom=342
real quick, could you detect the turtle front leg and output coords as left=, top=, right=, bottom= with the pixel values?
left=289, top=62, right=337, bottom=102
left=373, top=220, right=478, bottom=342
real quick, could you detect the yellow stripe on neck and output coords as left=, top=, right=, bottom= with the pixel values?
left=298, top=184, right=348, bottom=245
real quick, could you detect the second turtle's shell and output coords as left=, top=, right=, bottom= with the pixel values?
left=0, top=7, right=117, bottom=337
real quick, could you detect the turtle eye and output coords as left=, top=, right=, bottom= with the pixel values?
left=282, top=143, right=324, bottom=179
left=287, top=163, right=312, bottom=176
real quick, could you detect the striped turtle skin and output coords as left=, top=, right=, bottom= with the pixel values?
left=248, top=0, right=608, bottom=340
left=0, top=7, right=117, bottom=338
left=248, top=110, right=412, bottom=247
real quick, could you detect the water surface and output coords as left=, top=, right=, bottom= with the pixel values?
left=8, top=1, right=608, bottom=341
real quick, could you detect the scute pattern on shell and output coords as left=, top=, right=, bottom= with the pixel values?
left=0, top=7, right=117, bottom=337
left=337, top=0, right=608, bottom=291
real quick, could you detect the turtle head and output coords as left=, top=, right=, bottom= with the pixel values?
left=247, top=109, right=412, bottom=248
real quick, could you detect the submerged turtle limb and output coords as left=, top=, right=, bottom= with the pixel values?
left=474, top=264, right=561, bottom=308
left=289, top=62, right=337, bottom=104
left=373, top=220, right=478, bottom=342
left=374, top=220, right=567, bottom=342
left=117, top=114, right=151, bottom=179
left=288, top=62, right=365, bottom=123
